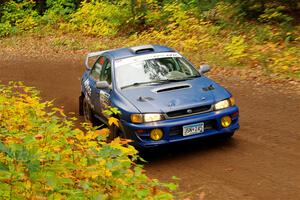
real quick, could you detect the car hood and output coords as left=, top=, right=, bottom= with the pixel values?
left=118, top=77, right=231, bottom=113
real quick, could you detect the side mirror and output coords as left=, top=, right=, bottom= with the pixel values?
left=96, top=81, right=111, bottom=90
left=199, top=64, right=211, bottom=74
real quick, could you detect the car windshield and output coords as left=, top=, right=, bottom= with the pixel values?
left=114, top=53, right=200, bottom=89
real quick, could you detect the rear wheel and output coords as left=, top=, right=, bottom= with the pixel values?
left=82, top=96, right=98, bottom=126
left=83, top=98, right=125, bottom=141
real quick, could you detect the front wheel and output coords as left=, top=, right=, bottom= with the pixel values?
left=108, top=122, right=126, bottom=141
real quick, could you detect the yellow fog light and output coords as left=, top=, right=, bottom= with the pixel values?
left=150, top=129, right=163, bottom=141
left=221, top=116, right=232, bottom=128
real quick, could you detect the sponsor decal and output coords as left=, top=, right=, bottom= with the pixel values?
left=115, top=52, right=182, bottom=66
left=99, top=57, right=105, bottom=65
left=84, top=79, right=92, bottom=97
left=100, top=90, right=110, bottom=108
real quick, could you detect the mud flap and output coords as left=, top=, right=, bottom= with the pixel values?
left=79, top=94, right=84, bottom=116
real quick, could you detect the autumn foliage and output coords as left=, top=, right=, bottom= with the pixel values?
left=0, top=82, right=176, bottom=199
left=1, top=1, right=299, bottom=78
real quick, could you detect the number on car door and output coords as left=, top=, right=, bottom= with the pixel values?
left=89, top=56, right=105, bottom=115
left=89, top=56, right=112, bottom=120
left=98, top=57, right=112, bottom=116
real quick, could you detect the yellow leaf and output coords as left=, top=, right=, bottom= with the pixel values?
left=75, top=132, right=85, bottom=140
left=96, top=128, right=110, bottom=137
left=66, top=137, right=74, bottom=144
left=108, top=117, right=119, bottom=127
left=105, top=170, right=112, bottom=177
left=281, top=65, right=289, bottom=71
left=53, top=146, right=61, bottom=153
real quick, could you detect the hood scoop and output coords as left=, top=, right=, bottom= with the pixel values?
left=153, top=84, right=191, bottom=93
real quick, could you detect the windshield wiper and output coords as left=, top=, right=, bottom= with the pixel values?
left=121, top=81, right=164, bottom=89
left=182, top=75, right=201, bottom=80
left=163, top=75, right=201, bottom=82
left=121, top=77, right=200, bottom=90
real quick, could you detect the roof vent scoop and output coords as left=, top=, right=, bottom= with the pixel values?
left=154, top=84, right=191, bottom=93
left=130, top=45, right=155, bottom=54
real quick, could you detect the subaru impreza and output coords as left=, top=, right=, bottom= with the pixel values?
left=79, top=45, right=239, bottom=148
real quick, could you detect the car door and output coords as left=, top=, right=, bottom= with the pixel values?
left=89, top=56, right=106, bottom=116
left=98, top=57, right=112, bottom=119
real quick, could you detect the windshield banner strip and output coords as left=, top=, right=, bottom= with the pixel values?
left=115, top=52, right=182, bottom=66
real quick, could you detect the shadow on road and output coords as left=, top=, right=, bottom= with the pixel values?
left=139, top=135, right=239, bottom=163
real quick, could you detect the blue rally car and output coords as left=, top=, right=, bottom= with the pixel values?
left=79, top=45, right=239, bottom=148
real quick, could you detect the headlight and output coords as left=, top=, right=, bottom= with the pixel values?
left=214, top=97, right=235, bottom=110
left=131, top=113, right=165, bottom=123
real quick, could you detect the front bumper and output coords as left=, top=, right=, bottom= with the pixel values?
left=121, top=106, right=239, bottom=148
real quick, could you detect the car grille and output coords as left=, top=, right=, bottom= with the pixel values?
left=166, top=105, right=212, bottom=118
left=169, top=120, right=216, bottom=137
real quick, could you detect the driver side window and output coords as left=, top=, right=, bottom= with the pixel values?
left=91, top=56, right=106, bottom=80
left=100, top=59, right=112, bottom=84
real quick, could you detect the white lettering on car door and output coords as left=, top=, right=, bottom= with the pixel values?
left=100, top=90, right=110, bottom=109
left=84, top=79, right=92, bottom=97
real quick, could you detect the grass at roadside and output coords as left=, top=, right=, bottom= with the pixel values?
left=1, top=30, right=299, bottom=84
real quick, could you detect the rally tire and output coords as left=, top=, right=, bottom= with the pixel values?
left=108, top=122, right=126, bottom=141
left=82, top=96, right=97, bottom=126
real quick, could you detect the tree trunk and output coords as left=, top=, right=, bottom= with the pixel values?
left=34, top=0, right=46, bottom=15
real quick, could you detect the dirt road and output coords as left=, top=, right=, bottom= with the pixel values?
left=1, top=58, right=300, bottom=200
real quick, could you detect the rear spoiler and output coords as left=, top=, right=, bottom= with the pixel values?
left=84, top=50, right=107, bottom=69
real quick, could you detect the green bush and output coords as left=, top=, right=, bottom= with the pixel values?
left=41, top=0, right=76, bottom=26
left=68, top=1, right=131, bottom=36
left=0, top=22, right=11, bottom=37
left=224, top=35, right=248, bottom=61
left=0, top=0, right=39, bottom=35
left=258, top=6, right=293, bottom=24
left=0, top=82, right=176, bottom=199
left=201, top=2, right=238, bottom=24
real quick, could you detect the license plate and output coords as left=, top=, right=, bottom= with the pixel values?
left=183, top=122, right=204, bottom=136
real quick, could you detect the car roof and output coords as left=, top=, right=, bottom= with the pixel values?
left=105, top=45, right=176, bottom=60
